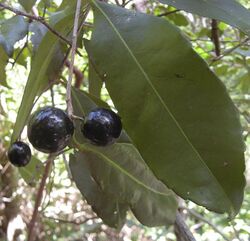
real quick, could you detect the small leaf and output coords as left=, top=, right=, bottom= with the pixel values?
left=19, top=156, right=44, bottom=186
left=0, top=46, right=8, bottom=87
left=0, top=16, right=28, bottom=56
left=159, top=0, right=250, bottom=37
left=70, top=153, right=128, bottom=229
left=86, top=1, right=245, bottom=216
left=19, top=0, right=38, bottom=12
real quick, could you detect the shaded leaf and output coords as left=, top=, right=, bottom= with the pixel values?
left=71, top=87, right=177, bottom=226
left=86, top=1, right=245, bottom=216
left=0, top=16, right=28, bottom=56
left=159, top=0, right=250, bottom=36
left=19, top=0, right=37, bottom=12
left=70, top=152, right=128, bottom=229
left=73, top=142, right=177, bottom=226
left=89, top=61, right=103, bottom=98
left=19, top=156, right=44, bottom=186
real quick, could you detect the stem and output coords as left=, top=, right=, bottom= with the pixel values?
left=27, top=155, right=55, bottom=241
left=174, top=211, right=196, bottom=241
left=66, top=0, right=82, bottom=117
left=211, top=19, right=221, bottom=57
left=210, top=37, right=250, bottom=64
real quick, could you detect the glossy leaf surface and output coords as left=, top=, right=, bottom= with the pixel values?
left=86, top=1, right=245, bottom=216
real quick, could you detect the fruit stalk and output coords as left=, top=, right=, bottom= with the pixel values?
left=27, top=155, right=55, bottom=241
left=66, top=0, right=82, bottom=118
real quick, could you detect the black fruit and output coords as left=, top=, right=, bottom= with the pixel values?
left=81, top=108, right=122, bottom=146
left=28, top=106, right=74, bottom=153
left=8, top=141, right=31, bottom=167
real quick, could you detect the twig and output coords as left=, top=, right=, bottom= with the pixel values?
left=66, top=0, right=82, bottom=117
left=43, top=214, right=98, bottom=225
left=183, top=208, right=231, bottom=241
left=27, top=155, right=55, bottom=241
left=157, top=9, right=180, bottom=17
left=210, top=37, right=250, bottom=64
left=65, top=59, right=84, bottom=89
left=211, top=19, right=221, bottom=57
left=230, top=221, right=244, bottom=241
left=174, top=211, right=196, bottom=241
left=0, top=3, right=72, bottom=46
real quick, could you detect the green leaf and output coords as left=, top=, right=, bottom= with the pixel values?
left=73, top=142, right=177, bottom=226
left=86, top=1, right=245, bottom=216
left=70, top=153, right=128, bottom=229
left=19, top=156, right=44, bottom=186
left=158, top=0, right=250, bottom=37
left=71, top=87, right=177, bottom=226
left=0, top=46, right=8, bottom=87
left=167, top=13, right=189, bottom=26
left=11, top=6, right=78, bottom=143
left=89, top=61, right=103, bottom=98
left=0, top=16, right=28, bottom=56
left=19, top=0, right=37, bottom=12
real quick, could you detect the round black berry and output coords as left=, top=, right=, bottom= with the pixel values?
left=8, top=141, right=31, bottom=167
left=81, top=108, right=122, bottom=146
left=28, top=106, right=74, bottom=153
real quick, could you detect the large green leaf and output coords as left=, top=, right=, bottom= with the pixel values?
left=11, top=6, right=78, bottom=143
left=158, top=0, right=250, bottom=37
left=70, top=152, right=128, bottom=229
left=71, top=87, right=177, bottom=226
left=86, top=1, right=245, bottom=216
left=0, top=16, right=28, bottom=56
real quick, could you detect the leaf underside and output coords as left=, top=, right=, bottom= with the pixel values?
left=159, top=0, right=250, bottom=37
left=71, top=88, right=178, bottom=227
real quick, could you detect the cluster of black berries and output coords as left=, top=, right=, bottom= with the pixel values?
left=8, top=107, right=122, bottom=167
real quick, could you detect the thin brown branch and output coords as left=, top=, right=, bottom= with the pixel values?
left=43, top=215, right=98, bottom=225
left=157, top=9, right=180, bottom=17
left=211, top=19, right=221, bottom=57
left=210, top=37, right=250, bottom=64
left=183, top=207, right=231, bottom=241
left=66, top=0, right=82, bottom=117
left=174, top=211, right=196, bottom=241
left=27, top=155, right=55, bottom=241
left=65, top=59, right=84, bottom=89
left=0, top=3, right=71, bottom=46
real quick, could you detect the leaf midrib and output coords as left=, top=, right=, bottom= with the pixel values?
left=74, top=138, right=174, bottom=198
left=72, top=91, right=173, bottom=198
left=91, top=0, right=233, bottom=211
